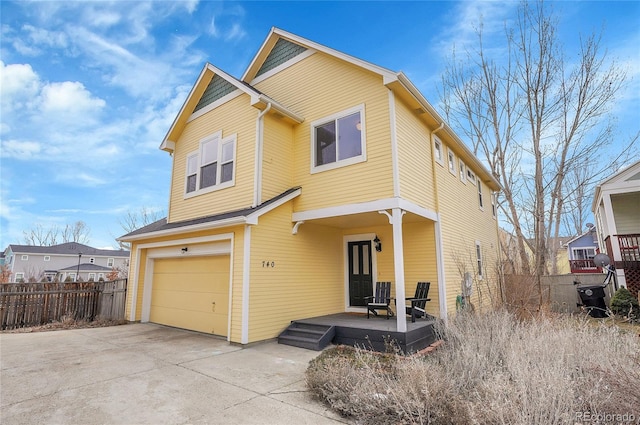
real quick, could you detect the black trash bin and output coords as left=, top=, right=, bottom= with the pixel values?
left=576, top=284, right=608, bottom=318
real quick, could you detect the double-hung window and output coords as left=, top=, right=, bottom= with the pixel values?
left=434, top=137, right=443, bottom=165
left=185, top=132, right=236, bottom=196
left=475, top=242, right=483, bottom=279
left=311, top=104, right=365, bottom=173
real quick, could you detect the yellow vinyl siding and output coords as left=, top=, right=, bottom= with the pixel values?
left=612, top=192, right=640, bottom=233
left=402, top=221, right=439, bottom=317
left=395, top=97, right=436, bottom=210
left=169, top=94, right=256, bottom=223
left=248, top=202, right=343, bottom=342
left=254, top=52, right=395, bottom=211
left=434, top=155, right=500, bottom=312
left=261, top=114, right=294, bottom=201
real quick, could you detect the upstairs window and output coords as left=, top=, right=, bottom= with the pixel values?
left=433, top=137, right=443, bottom=165
left=44, top=256, right=50, bottom=261
left=185, top=132, right=236, bottom=197
left=459, top=159, right=467, bottom=182
left=21, top=255, right=28, bottom=261
left=311, top=105, right=365, bottom=173
left=447, top=149, right=456, bottom=175
left=107, top=258, right=114, bottom=267
left=477, top=182, right=484, bottom=209
left=467, top=168, right=477, bottom=185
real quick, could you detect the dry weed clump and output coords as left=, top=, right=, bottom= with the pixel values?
left=306, top=311, right=640, bottom=425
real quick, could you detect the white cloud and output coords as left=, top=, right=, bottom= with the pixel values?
left=40, top=81, right=105, bottom=115
left=0, top=140, right=42, bottom=159
left=0, top=61, right=41, bottom=111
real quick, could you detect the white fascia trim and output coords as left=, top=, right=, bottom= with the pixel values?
left=187, top=90, right=243, bottom=123
left=160, top=63, right=210, bottom=151
left=243, top=27, right=398, bottom=83
left=246, top=188, right=302, bottom=225
left=241, top=225, right=251, bottom=344
left=119, top=217, right=247, bottom=242
left=251, top=94, right=304, bottom=124
left=393, top=72, right=501, bottom=192
left=249, top=49, right=316, bottom=86
left=292, top=197, right=438, bottom=223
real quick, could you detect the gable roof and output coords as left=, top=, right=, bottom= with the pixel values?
left=160, top=63, right=304, bottom=152
left=7, top=242, right=129, bottom=257
left=59, top=263, right=113, bottom=272
left=592, top=158, right=640, bottom=212
left=242, top=27, right=501, bottom=192
left=119, top=187, right=302, bottom=242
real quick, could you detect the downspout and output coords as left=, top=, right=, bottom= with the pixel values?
left=253, top=103, right=272, bottom=208
left=430, top=123, right=448, bottom=320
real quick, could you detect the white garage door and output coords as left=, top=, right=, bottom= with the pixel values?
left=150, top=255, right=230, bottom=336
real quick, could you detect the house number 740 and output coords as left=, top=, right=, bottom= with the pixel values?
left=262, top=261, right=275, bottom=268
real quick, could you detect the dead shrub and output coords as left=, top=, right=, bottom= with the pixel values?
left=308, top=311, right=640, bottom=424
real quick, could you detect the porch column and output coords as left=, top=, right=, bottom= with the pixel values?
left=391, top=208, right=407, bottom=332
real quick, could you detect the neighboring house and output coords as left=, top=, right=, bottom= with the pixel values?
left=593, top=159, right=640, bottom=296
left=565, top=226, right=601, bottom=274
left=119, top=28, right=502, bottom=346
left=2, top=242, right=129, bottom=282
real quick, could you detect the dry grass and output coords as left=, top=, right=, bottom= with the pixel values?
left=2, top=317, right=128, bottom=333
left=306, top=310, right=640, bottom=424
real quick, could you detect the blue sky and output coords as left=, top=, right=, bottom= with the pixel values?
left=1, top=1, right=639, bottom=249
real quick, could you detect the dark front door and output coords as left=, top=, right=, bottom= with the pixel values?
left=348, top=241, right=373, bottom=306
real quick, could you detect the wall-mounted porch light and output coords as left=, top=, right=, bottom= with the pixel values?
left=181, top=247, right=188, bottom=253
left=373, top=236, right=382, bottom=252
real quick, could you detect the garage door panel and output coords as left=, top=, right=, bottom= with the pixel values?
left=150, top=255, right=230, bottom=336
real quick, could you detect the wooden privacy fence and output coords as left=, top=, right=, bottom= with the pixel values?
left=0, top=279, right=127, bottom=330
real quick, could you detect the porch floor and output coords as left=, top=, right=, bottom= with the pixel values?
left=294, top=312, right=438, bottom=354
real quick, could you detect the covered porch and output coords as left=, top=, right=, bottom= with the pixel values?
left=289, top=197, right=445, bottom=338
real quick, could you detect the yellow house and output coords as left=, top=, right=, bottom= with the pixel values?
left=119, top=28, right=502, bottom=351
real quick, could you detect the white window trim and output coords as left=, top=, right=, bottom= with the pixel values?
left=477, top=182, right=484, bottom=210
left=107, top=258, right=114, bottom=267
left=475, top=241, right=483, bottom=280
left=88, top=273, right=96, bottom=280
left=44, top=256, right=50, bottom=261
left=15, top=272, right=25, bottom=281
left=433, top=136, right=444, bottom=166
left=447, top=149, right=456, bottom=176
left=310, top=104, right=367, bottom=174
left=571, top=247, right=597, bottom=260
left=98, top=273, right=105, bottom=280
left=21, top=255, right=28, bottom=260
left=459, top=159, right=467, bottom=183
left=467, top=168, right=477, bottom=185
left=184, top=131, right=237, bottom=198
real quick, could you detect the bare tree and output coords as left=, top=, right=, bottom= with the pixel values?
left=441, top=0, right=636, bottom=288
left=22, top=220, right=91, bottom=246
left=116, top=207, right=164, bottom=249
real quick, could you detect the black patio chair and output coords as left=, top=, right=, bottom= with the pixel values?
left=365, top=281, right=394, bottom=319
left=405, top=281, right=431, bottom=322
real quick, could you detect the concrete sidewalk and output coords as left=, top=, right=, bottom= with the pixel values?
left=0, top=323, right=348, bottom=425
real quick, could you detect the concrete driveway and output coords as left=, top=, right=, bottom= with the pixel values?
left=0, top=323, right=348, bottom=425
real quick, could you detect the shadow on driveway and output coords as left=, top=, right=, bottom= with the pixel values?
left=1, top=323, right=348, bottom=424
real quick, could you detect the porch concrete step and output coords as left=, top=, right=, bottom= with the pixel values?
left=278, top=322, right=335, bottom=351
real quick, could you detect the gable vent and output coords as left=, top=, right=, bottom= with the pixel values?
left=194, top=75, right=238, bottom=113
left=256, top=38, right=307, bottom=77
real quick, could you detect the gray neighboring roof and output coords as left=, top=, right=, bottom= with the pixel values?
left=120, top=187, right=301, bottom=241
left=59, top=263, right=113, bottom=272
left=7, top=242, right=129, bottom=257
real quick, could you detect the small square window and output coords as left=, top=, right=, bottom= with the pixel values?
left=21, top=255, right=28, bottom=261
left=44, top=256, right=51, bottom=261
left=467, top=168, right=476, bottom=185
